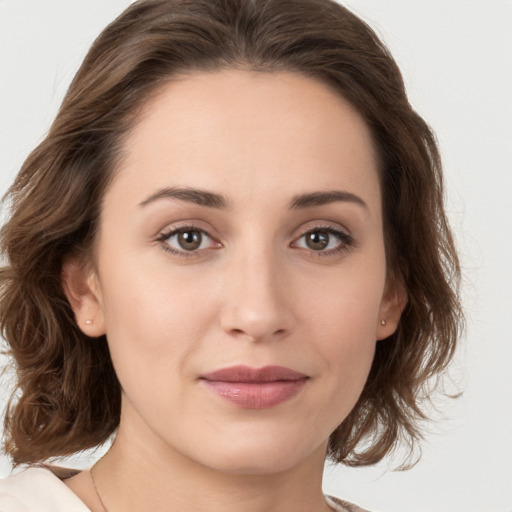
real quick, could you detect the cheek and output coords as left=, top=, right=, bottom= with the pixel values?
left=300, top=255, right=385, bottom=340
left=97, top=254, right=219, bottom=384
left=299, top=258, right=385, bottom=395
left=96, top=265, right=217, bottom=434
left=318, top=298, right=378, bottom=389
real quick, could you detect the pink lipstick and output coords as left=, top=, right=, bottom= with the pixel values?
left=200, top=365, right=308, bottom=409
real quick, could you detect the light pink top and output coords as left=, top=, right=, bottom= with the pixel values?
left=0, top=467, right=370, bottom=512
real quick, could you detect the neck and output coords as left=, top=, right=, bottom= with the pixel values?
left=93, top=408, right=331, bottom=512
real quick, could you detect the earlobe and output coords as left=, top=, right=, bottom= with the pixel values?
left=376, top=278, right=408, bottom=341
left=61, top=256, right=106, bottom=337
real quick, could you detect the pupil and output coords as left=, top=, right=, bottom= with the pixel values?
left=178, top=230, right=202, bottom=250
left=307, top=231, right=329, bottom=250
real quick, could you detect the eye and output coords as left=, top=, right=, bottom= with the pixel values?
left=292, top=227, right=353, bottom=254
left=158, top=226, right=220, bottom=255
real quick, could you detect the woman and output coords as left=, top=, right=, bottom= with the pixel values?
left=0, top=0, right=462, bottom=510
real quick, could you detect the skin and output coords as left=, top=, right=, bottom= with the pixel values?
left=63, top=69, right=405, bottom=512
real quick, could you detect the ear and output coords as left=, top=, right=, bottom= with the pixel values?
left=376, top=276, right=408, bottom=341
left=61, top=256, right=106, bottom=337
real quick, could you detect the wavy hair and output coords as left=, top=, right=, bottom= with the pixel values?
left=0, top=0, right=463, bottom=467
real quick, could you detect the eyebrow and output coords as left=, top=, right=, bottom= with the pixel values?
left=289, top=190, right=368, bottom=210
left=139, top=187, right=228, bottom=209
left=139, top=186, right=367, bottom=211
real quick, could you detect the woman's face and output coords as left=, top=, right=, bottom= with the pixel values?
left=69, top=69, right=403, bottom=475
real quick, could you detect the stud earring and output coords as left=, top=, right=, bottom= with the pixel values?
left=85, top=319, right=94, bottom=325
left=381, top=320, right=386, bottom=326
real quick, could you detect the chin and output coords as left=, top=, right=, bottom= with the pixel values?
left=190, top=432, right=324, bottom=476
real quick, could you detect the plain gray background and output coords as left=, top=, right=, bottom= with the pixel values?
left=1, top=1, right=511, bottom=511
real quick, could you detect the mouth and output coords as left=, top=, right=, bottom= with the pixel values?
left=200, top=365, right=309, bottom=409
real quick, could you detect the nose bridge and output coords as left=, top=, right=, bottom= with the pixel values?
left=219, top=232, right=291, bottom=341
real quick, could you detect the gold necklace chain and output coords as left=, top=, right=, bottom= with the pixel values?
left=90, top=464, right=110, bottom=512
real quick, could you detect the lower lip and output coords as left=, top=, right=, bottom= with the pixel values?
left=202, top=379, right=308, bottom=409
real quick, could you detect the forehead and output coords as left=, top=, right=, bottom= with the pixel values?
left=110, top=69, right=381, bottom=211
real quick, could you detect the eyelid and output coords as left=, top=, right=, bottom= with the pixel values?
left=156, top=223, right=223, bottom=257
left=294, top=221, right=351, bottom=237
left=290, top=222, right=355, bottom=256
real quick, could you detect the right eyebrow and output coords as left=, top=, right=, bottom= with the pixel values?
left=139, top=186, right=229, bottom=209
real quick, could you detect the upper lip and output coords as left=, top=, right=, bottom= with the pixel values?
left=201, top=365, right=308, bottom=383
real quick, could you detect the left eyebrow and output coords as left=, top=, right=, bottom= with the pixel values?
left=288, top=190, right=368, bottom=210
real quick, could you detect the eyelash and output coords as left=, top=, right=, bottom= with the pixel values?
left=156, top=225, right=219, bottom=259
left=293, top=224, right=355, bottom=258
left=156, top=224, right=354, bottom=259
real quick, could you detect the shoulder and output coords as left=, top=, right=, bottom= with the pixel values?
left=325, top=495, right=373, bottom=512
left=0, top=466, right=89, bottom=512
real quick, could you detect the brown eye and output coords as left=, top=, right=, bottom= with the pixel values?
left=305, top=231, right=330, bottom=251
left=176, top=229, right=203, bottom=251
left=292, top=226, right=352, bottom=254
left=161, top=227, right=217, bottom=254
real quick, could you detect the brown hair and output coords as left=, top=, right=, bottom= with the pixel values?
left=0, top=0, right=462, bottom=467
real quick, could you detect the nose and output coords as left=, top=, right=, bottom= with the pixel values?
left=219, top=245, right=294, bottom=343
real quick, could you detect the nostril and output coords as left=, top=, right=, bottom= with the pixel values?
left=227, top=327, right=288, bottom=343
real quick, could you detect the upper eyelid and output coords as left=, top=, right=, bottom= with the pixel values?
left=157, top=222, right=220, bottom=240
left=293, top=221, right=352, bottom=241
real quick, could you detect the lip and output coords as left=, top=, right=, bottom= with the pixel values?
left=200, top=365, right=309, bottom=409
